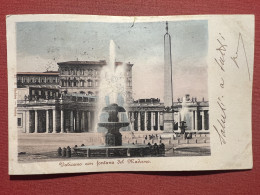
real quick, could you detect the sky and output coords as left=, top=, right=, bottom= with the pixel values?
left=16, top=20, right=208, bottom=101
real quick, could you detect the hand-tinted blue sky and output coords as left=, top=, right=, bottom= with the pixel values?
left=16, top=20, right=208, bottom=101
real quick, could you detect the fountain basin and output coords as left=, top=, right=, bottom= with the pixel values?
left=74, top=144, right=150, bottom=157
left=98, top=122, right=129, bottom=130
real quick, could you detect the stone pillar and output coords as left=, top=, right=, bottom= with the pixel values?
left=138, top=112, right=141, bottom=130
left=25, top=110, right=30, bottom=133
left=206, top=110, right=209, bottom=130
left=151, top=112, right=154, bottom=131
left=191, top=111, right=194, bottom=130
left=87, top=111, right=91, bottom=132
left=201, top=110, right=205, bottom=130
left=76, top=110, right=80, bottom=132
left=34, top=110, right=38, bottom=133
left=194, top=110, right=198, bottom=130
left=53, top=109, right=56, bottom=133
left=160, top=113, right=164, bottom=130
left=46, top=110, right=49, bottom=133
left=61, top=109, right=64, bottom=133
left=82, top=111, right=85, bottom=132
left=70, top=110, right=74, bottom=132
left=144, top=111, right=147, bottom=131
left=92, top=111, right=96, bottom=132
left=157, top=112, right=160, bottom=131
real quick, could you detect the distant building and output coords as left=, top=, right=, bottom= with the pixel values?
left=16, top=60, right=135, bottom=134
left=16, top=61, right=209, bottom=134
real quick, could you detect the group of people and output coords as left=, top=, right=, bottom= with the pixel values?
left=144, top=134, right=161, bottom=140
left=147, top=142, right=165, bottom=156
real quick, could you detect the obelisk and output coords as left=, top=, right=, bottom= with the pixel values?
left=163, top=21, right=174, bottom=133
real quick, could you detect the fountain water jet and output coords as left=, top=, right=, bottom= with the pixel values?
left=73, top=40, right=150, bottom=157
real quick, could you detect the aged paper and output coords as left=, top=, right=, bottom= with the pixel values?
left=7, top=14, right=254, bottom=175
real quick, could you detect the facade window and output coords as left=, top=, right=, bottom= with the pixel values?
left=39, top=90, right=42, bottom=95
left=61, top=80, right=65, bottom=87
left=68, top=69, right=71, bottom=75
left=95, top=80, right=99, bottom=87
left=17, top=118, right=22, bottom=127
left=53, top=79, right=56, bottom=83
left=80, top=80, right=84, bottom=87
left=88, top=80, right=93, bottom=87
left=88, top=69, right=93, bottom=77
left=128, top=80, right=132, bottom=87
left=32, top=90, right=35, bottom=95
left=88, top=91, right=94, bottom=95
left=73, top=81, right=77, bottom=87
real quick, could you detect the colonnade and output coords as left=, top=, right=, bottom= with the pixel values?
left=128, top=110, right=209, bottom=131
left=128, top=111, right=163, bottom=131
left=25, top=108, right=96, bottom=133
left=177, top=110, right=208, bottom=131
left=22, top=108, right=209, bottom=133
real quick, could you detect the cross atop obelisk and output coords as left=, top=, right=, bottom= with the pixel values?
left=164, top=21, right=173, bottom=107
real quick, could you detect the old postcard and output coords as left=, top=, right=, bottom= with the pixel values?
left=7, top=14, right=254, bottom=175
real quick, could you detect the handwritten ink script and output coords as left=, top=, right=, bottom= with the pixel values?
left=58, top=159, right=152, bottom=168
left=213, top=32, right=250, bottom=145
left=230, top=33, right=251, bottom=81
left=213, top=33, right=227, bottom=145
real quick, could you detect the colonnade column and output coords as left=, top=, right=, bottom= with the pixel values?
left=194, top=110, right=198, bottom=130
left=60, top=109, right=64, bottom=133
left=25, top=110, right=30, bottom=133
left=201, top=111, right=205, bottom=130
left=70, top=110, right=74, bottom=132
left=127, top=112, right=131, bottom=130
left=82, top=111, right=85, bottom=131
left=191, top=111, right=194, bottom=130
left=76, top=111, right=80, bottom=132
left=144, top=111, right=147, bottom=131
left=34, top=110, right=38, bottom=133
left=87, top=111, right=91, bottom=132
left=46, top=110, right=49, bottom=133
left=138, top=112, right=141, bottom=131
left=157, top=112, right=160, bottom=130
left=53, top=109, right=56, bottom=133
left=151, top=112, right=154, bottom=131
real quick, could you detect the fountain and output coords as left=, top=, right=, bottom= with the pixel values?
left=179, top=95, right=192, bottom=139
left=73, top=40, right=150, bottom=158
left=98, top=103, right=129, bottom=146
left=73, top=104, right=150, bottom=157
